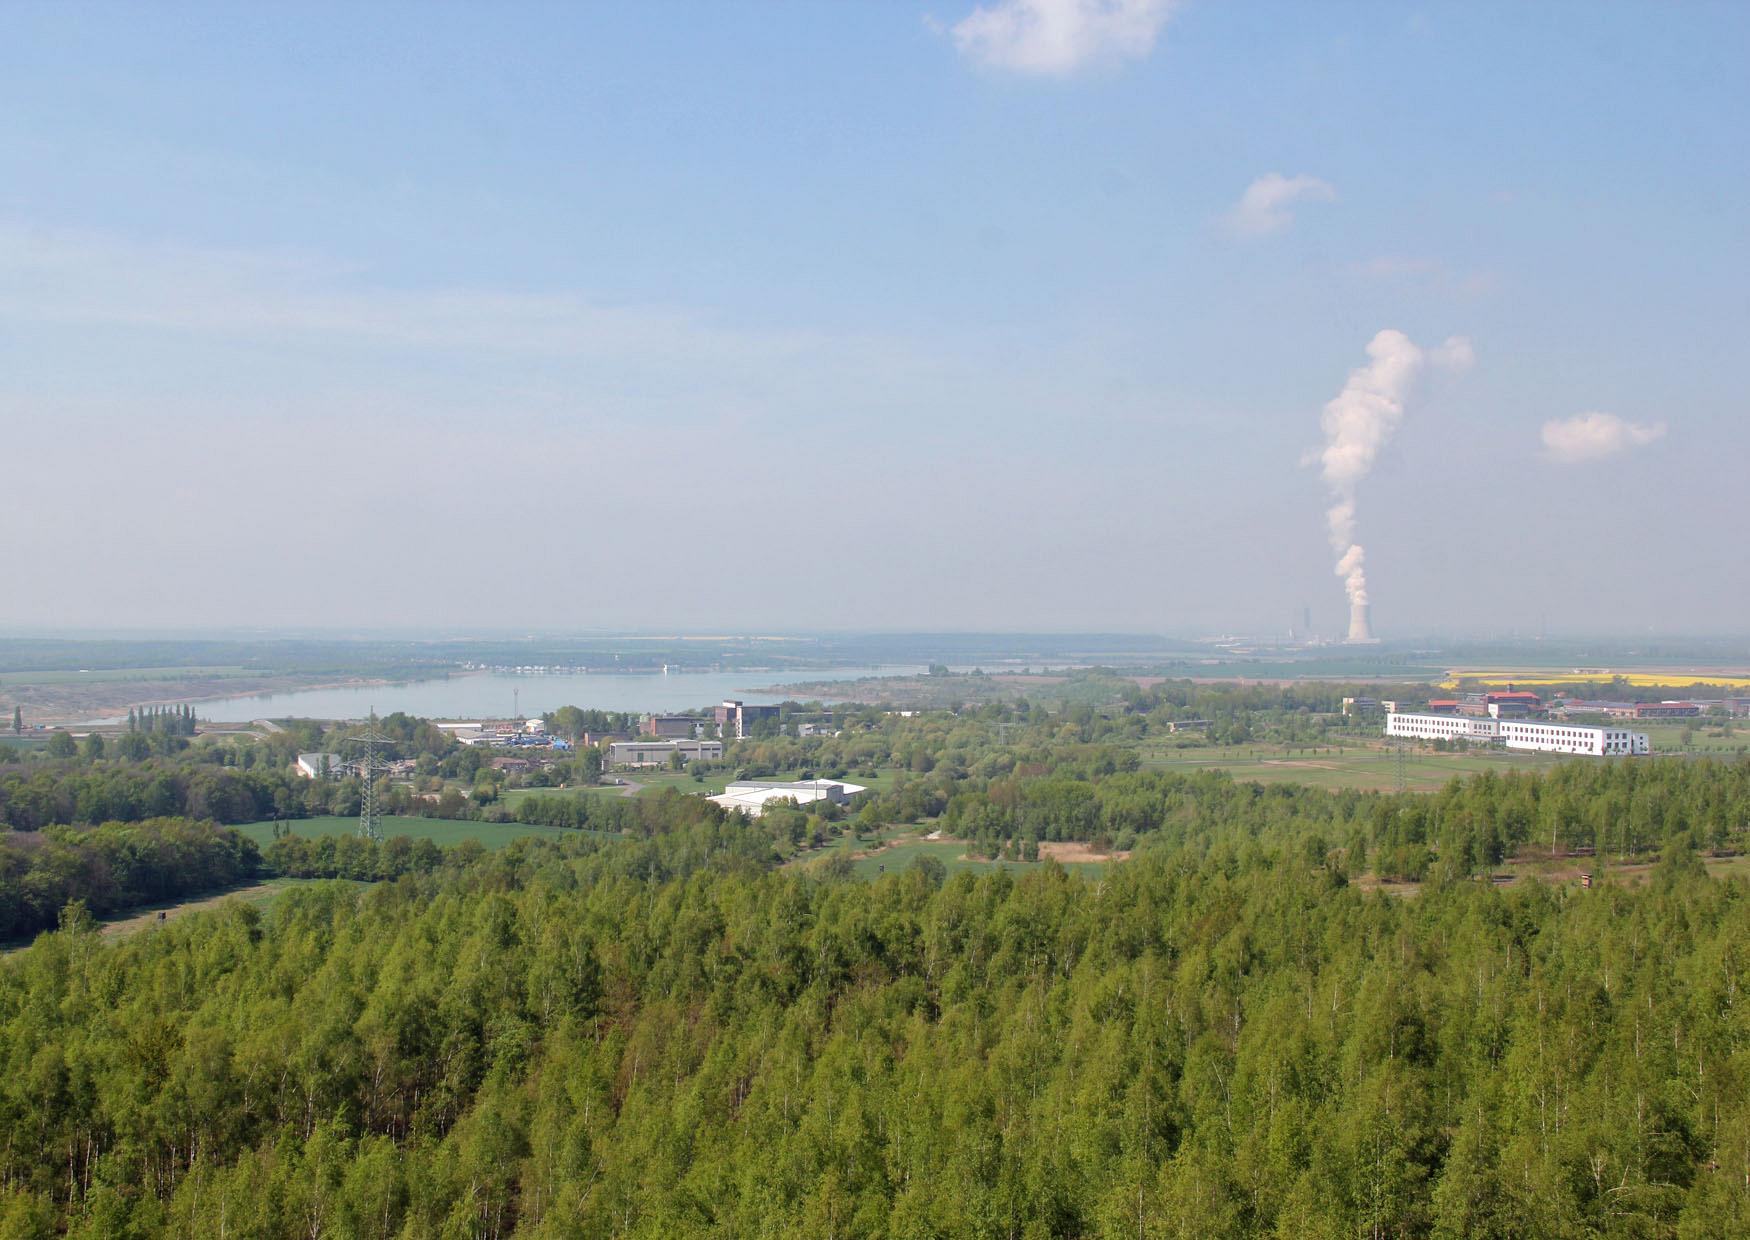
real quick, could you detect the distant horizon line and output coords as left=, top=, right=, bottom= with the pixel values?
left=1, top=627, right=1748, bottom=647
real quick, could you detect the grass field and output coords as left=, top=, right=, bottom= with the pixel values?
left=1138, top=743, right=1566, bottom=791
left=232, top=816, right=573, bottom=848
left=841, top=835, right=1116, bottom=880
left=499, top=784, right=629, bottom=804
left=621, top=770, right=738, bottom=796
left=1631, top=722, right=1750, bottom=755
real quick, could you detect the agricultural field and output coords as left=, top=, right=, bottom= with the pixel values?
left=1442, top=669, right=1750, bottom=691
left=1632, top=721, right=1750, bottom=755
left=1138, top=741, right=1566, bottom=791
left=232, top=816, right=574, bottom=849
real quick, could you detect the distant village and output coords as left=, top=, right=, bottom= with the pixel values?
left=291, top=699, right=845, bottom=799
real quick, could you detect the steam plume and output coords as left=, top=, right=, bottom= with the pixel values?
left=1314, top=330, right=1471, bottom=638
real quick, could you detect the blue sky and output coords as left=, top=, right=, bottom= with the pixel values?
left=2, top=1, right=1745, bottom=636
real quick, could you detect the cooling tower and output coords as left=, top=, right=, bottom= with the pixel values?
left=1346, top=601, right=1373, bottom=643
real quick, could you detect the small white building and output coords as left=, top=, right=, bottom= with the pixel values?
left=294, top=752, right=349, bottom=779
left=708, top=779, right=868, bottom=817
left=1385, top=712, right=1648, bottom=756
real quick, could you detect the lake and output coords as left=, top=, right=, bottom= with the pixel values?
left=178, top=666, right=921, bottom=723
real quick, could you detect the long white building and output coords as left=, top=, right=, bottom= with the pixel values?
left=1385, top=712, right=1648, bottom=756
left=708, top=779, right=867, bottom=817
left=608, top=738, right=724, bottom=767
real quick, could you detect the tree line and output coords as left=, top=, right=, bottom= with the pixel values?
left=0, top=818, right=261, bottom=941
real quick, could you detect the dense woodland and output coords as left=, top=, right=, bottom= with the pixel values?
left=2, top=821, right=1748, bottom=1236
left=2, top=692, right=1749, bottom=1235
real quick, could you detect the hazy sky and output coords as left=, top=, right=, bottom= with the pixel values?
left=3, top=2, right=1745, bottom=637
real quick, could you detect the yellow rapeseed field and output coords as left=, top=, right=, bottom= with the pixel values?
left=1441, top=670, right=1750, bottom=690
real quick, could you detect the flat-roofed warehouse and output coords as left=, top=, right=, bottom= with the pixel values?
left=708, top=779, right=867, bottom=817
left=607, top=738, right=723, bottom=768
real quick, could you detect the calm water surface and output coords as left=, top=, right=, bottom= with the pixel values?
left=174, top=666, right=922, bottom=723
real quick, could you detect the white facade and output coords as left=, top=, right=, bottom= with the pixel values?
left=708, top=779, right=868, bottom=817
left=1385, top=712, right=1648, bottom=756
left=294, top=752, right=349, bottom=779
left=1385, top=713, right=1499, bottom=743
left=1497, top=720, right=1648, bottom=756
left=608, top=738, right=724, bottom=767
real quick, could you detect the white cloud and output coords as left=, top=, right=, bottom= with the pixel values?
left=950, top=0, right=1178, bottom=76
left=1541, top=412, right=1666, bottom=465
left=1225, top=173, right=1335, bottom=237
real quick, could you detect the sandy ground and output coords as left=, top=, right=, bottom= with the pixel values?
left=2, top=675, right=392, bottom=727
left=1037, top=840, right=1131, bottom=864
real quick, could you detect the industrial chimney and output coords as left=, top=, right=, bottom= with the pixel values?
left=1346, top=601, right=1374, bottom=643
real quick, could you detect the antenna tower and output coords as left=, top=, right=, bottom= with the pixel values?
left=344, top=707, right=394, bottom=841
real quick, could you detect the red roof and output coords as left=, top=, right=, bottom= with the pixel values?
left=1487, top=691, right=1541, bottom=702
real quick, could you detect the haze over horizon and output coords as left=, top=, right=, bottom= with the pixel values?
left=4, top=2, right=1745, bottom=636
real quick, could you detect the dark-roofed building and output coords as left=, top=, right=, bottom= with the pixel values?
left=1635, top=701, right=1701, bottom=719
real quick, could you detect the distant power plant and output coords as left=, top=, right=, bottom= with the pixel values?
left=1346, top=600, right=1375, bottom=643
left=1311, top=329, right=1472, bottom=649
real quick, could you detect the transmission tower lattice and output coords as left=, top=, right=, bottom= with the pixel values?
left=344, top=708, right=394, bottom=841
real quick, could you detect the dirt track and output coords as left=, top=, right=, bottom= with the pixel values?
left=98, top=883, right=287, bottom=939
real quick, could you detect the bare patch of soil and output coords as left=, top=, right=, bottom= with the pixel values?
left=1037, top=840, right=1130, bottom=864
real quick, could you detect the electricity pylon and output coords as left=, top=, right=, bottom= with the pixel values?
left=344, top=708, right=393, bottom=841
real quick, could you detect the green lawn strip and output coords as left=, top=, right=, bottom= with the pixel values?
left=626, top=770, right=736, bottom=797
